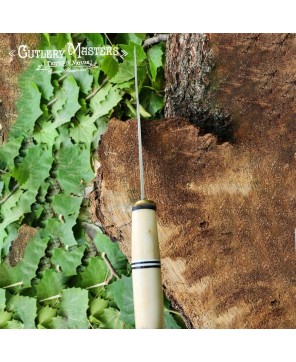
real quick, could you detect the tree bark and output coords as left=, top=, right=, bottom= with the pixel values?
left=91, top=33, right=296, bottom=328
left=0, top=34, right=40, bottom=143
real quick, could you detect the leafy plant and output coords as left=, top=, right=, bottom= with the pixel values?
left=0, top=33, right=184, bottom=329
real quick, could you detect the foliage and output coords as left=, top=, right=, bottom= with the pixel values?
left=0, top=33, right=183, bottom=329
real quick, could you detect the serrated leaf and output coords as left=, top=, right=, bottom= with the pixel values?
left=44, top=218, right=77, bottom=247
left=111, top=61, right=134, bottom=84
left=51, top=246, right=85, bottom=277
left=107, top=276, right=134, bottom=326
left=37, top=305, right=57, bottom=328
left=120, top=43, right=146, bottom=65
left=70, top=115, right=97, bottom=144
left=56, top=144, right=94, bottom=194
left=7, top=295, right=37, bottom=329
left=99, top=307, right=124, bottom=329
left=0, top=234, right=49, bottom=289
left=76, top=256, right=108, bottom=289
left=36, top=269, right=65, bottom=301
left=101, top=56, right=119, bottom=79
left=91, top=86, right=123, bottom=118
left=72, top=71, right=93, bottom=94
left=89, top=296, right=109, bottom=318
left=0, top=136, right=24, bottom=170
left=51, top=194, right=82, bottom=218
left=43, top=76, right=80, bottom=133
left=147, top=44, right=164, bottom=81
left=50, top=288, right=89, bottom=329
left=4, top=319, right=23, bottom=329
left=22, top=58, right=54, bottom=100
left=10, top=80, right=43, bottom=138
left=93, top=231, right=128, bottom=276
left=12, top=145, right=53, bottom=188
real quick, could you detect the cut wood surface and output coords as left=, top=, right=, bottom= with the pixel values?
left=91, top=34, right=296, bottom=328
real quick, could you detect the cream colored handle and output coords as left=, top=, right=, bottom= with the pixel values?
left=131, top=200, right=164, bottom=329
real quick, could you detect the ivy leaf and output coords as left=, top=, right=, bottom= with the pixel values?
left=91, top=85, right=123, bottom=118
left=89, top=296, right=109, bottom=319
left=43, top=76, right=80, bottom=133
left=12, top=145, right=53, bottom=188
left=99, top=307, right=125, bottom=329
left=44, top=218, right=77, bottom=247
left=72, top=71, right=94, bottom=94
left=10, top=81, right=43, bottom=138
left=56, top=145, right=94, bottom=194
left=101, top=56, right=119, bottom=79
left=147, top=44, right=164, bottom=81
left=51, top=194, right=82, bottom=218
left=25, top=59, right=54, bottom=100
left=7, top=295, right=37, bottom=329
left=70, top=115, right=97, bottom=144
left=51, top=246, right=86, bottom=277
left=107, top=276, right=134, bottom=326
left=120, top=43, right=146, bottom=65
left=37, top=305, right=57, bottom=328
left=50, top=288, right=89, bottom=329
left=0, top=310, right=12, bottom=328
left=111, top=61, right=134, bottom=84
left=93, top=231, right=128, bottom=276
left=4, top=319, right=24, bottom=329
left=0, top=234, right=49, bottom=289
left=0, top=136, right=24, bottom=170
left=36, top=269, right=65, bottom=301
left=75, top=256, right=108, bottom=289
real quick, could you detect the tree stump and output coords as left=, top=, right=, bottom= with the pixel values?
left=90, top=34, right=296, bottom=328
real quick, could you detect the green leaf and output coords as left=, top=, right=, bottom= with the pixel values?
left=120, top=43, right=146, bottom=65
left=24, top=59, right=54, bottom=100
left=51, top=194, right=82, bottom=218
left=0, top=234, right=49, bottom=289
left=10, top=81, right=43, bottom=138
left=116, top=33, right=146, bottom=45
left=70, top=115, right=97, bottom=144
left=75, top=256, right=108, bottom=289
left=12, top=145, right=53, bottom=188
left=164, top=310, right=182, bottom=329
left=37, top=305, right=57, bottom=328
left=0, top=288, right=6, bottom=309
left=111, top=61, right=134, bottom=84
left=0, top=136, right=24, bottom=170
left=43, top=76, right=80, bottom=133
left=0, top=310, right=12, bottom=328
left=93, top=231, right=128, bottom=276
left=72, top=71, right=93, bottom=94
left=44, top=218, right=77, bottom=247
left=50, top=288, right=89, bottom=329
left=147, top=44, right=164, bottom=81
left=7, top=295, right=37, bottom=329
left=56, top=144, right=94, bottom=194
left=107, top=276, right=134, bottom=326
left=89, top=296, right=109, bottom=319
left=91, top=85, right=123, bottom=118
left=99, top=307, right=124, bottom=329
left=101, top=56, right=119, bottom=79
left=51, top=246, right=86, bottom=277
left=4, top=319, right=24, bottom=329
left=36, top=269, right=65, bottom=301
